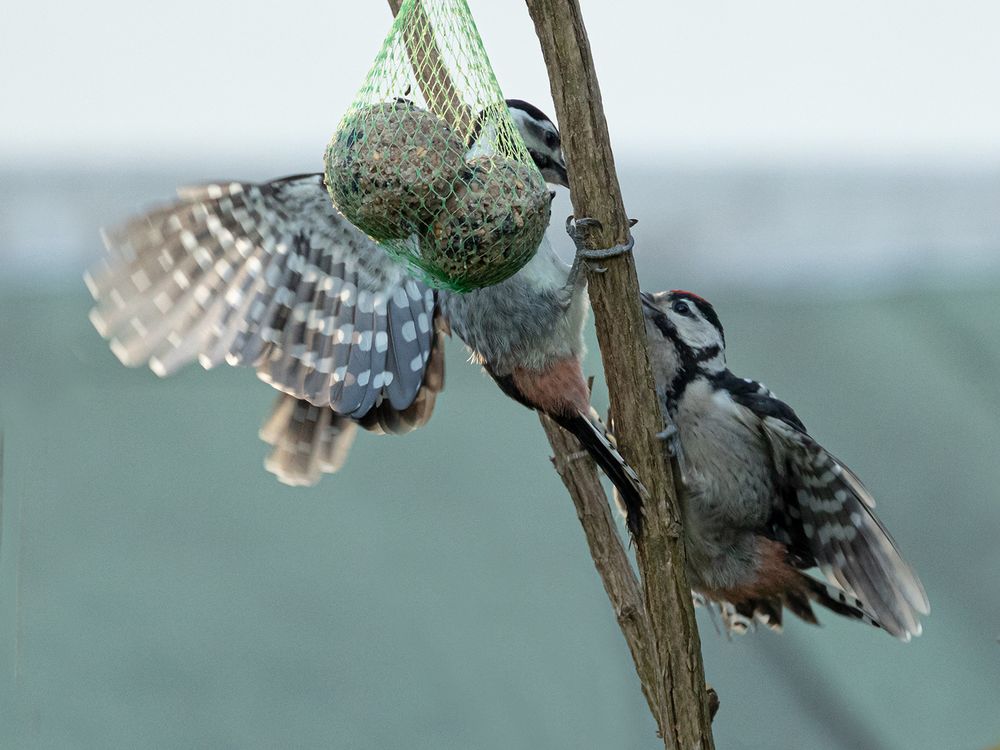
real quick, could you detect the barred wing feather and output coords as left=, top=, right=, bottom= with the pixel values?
left=87, top=174, right=438, bottom=418
left=761, top=416, right=929, bottom=640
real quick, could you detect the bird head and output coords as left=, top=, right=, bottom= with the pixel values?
left=641, top=290, right=727, bottom=380
left=505, top=99, right=569, bottom=188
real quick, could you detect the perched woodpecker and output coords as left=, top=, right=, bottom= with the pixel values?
left=86, top=99, right=644, bottom=523
left=639, top=290, right=929, bottom=640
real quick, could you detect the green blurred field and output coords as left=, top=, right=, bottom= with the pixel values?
left=2, top=285, right=999, bottom=750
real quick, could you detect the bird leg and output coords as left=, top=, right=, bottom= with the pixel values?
left=565, top=215, right=637, bottom=282
left=656, top=407, right=688, bottom=483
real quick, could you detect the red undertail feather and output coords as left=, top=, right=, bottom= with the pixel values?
left=510, top=358, right=590, bottom=417
left=510, top=358, right=646, bottom=536
left=701, top=539, right=883, bottom=634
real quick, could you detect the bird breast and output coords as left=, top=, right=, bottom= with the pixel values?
left=673, top=379, right=775, bottom=531
left=443, top=236, right=587, bottom=374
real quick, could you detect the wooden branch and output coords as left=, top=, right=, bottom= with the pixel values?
left=538, top=413, right=665, bottom=735
left=524, top=2, right=717, bottom=747
left=388, top=0, right=473, bottom=135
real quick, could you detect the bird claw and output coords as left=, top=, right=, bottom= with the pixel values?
left=565, top=215, right=603, bottom=246
left=657, top=416, right=689, bottom=483
left=565, top=215, right=637, bottom=262
left=656, top=423, right=680, bottom=456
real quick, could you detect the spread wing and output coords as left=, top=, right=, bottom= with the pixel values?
left=87, top=174, right=440, bottom=418
left=260, top=313, right=448, bottom=486
left=726, top=374, right=929, bottom=640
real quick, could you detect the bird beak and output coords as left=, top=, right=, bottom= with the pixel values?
left=640, top=291, right=658, bottom=313
left=549, top=157, right=570, bottom=188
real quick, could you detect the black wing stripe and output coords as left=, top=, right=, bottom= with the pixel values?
left=89, top=175, right=440, bottom=419
left=385, top=284, right=422, bottom=410
left=761, top=415, right=928, bottom=639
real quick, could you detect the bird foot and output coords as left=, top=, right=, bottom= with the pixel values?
left=565, top=216, right=638, bottom=273
left=656, top=416, right=689, bottom=483
left=656, top=423, right=681, bottom=456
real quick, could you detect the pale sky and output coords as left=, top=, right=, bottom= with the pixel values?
left=2, top=0, right=999, bottom=165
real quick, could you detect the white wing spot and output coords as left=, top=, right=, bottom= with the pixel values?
left=401, top=321, right=417, bottom=342
left=213, top=258, right=233, bottom=281
left=236, top=238, right=254, bottom=258
left=334, top=324, right=354, bottom=344
left=131, top=269, right=150, bottom=292
left=357, top=290, right=374, bottom=314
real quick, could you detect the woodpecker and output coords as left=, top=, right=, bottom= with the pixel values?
left=87, top=99, right=644, bottom=526
left=639, top=290, right=929, bottom=640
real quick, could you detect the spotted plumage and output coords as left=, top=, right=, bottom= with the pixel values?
left=88, top=175, right=436, bottom=414
left=640, top=290, right=928, bottom=640
left=86, top=100, right=645, bottom=514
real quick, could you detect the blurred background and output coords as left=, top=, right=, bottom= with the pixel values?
left=1, top=1, right=998, bottom=748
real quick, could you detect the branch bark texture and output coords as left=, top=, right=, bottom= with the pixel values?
left=388, top=0, right=473, bottom=134
left=387, top=0, right=715, bottom=746
left=539, top=414, right=663, bottom=729
left=524, top=1, right=716, bottom=747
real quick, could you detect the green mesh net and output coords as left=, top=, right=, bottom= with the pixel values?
left=324, top=0, right=550, bottom=292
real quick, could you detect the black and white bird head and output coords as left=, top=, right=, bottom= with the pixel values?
left=641, top=290, right=727, bottom=379
left=505, top=99, right=569, bottom=188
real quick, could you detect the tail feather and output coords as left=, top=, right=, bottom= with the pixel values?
left=782, top=589, right=820, bottom=626
left=553, top=411, right=647, bottom=536
left=710, top=574, right=883, bottom=637
left=800, top=574, right=883, bottom=632
left=260, top=395, right=357, bottom=486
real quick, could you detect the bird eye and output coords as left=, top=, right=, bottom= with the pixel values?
left=544, top=131, right=560, bottom=149
left=671, top=300, right=692, bottom=316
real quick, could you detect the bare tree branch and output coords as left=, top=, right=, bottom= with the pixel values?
left=524, top=1, right=717, bottom=747
left=386, top=1, right=716, bottom=745
left=538, top=413, right=665, bottom=734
